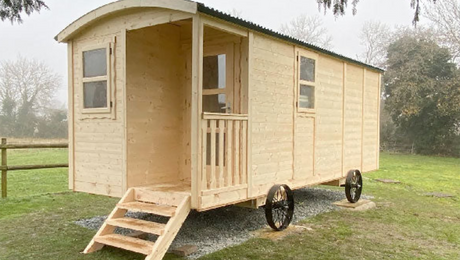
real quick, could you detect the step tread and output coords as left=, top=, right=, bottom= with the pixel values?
left=118, top=201, right=176, bottom=217
left=107, top=217, right=166, bottom=235
left=94, top=234, right=154, bottom=255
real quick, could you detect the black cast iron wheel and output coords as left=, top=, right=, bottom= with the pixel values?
left=265, top=184, right=294, bottom=231
left=345, top=169, right=363, bottom=203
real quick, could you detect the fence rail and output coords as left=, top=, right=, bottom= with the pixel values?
left=0, top=138, right=68, bottom=198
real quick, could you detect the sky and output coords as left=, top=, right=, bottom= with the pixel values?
left=0, top=0, right=425, bottom=104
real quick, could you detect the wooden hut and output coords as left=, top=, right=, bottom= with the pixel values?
left=55, top=0, right=383, bottom=259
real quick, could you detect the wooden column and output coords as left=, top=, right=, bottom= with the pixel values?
left=1, top=138, right=7, bottom=198
left=191, top=15, right=203, bottom=208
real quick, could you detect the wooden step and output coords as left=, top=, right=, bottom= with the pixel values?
left=117, top=201, right=176, bottom=217
left=107, top=217, right=166, bottom=235
left=94, top=234, right=154, bottom=255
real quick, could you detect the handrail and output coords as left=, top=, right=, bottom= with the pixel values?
left=202, top=112, right=248, bottom=120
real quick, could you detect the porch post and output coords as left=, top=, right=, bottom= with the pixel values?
left=191, top=14, right=203, bottom=209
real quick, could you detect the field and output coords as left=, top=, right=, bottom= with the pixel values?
left=0, top=149, right=459, bottom=259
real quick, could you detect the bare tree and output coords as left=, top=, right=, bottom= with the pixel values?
left=425, top=0, right=460, bottom=64
left=0, top=57, right=61, bottom=137
left=280, top=14, right=333, bottom=49
left=228, top=8, right=243, bottom=19
left=357, top=21, right=393, bottom=68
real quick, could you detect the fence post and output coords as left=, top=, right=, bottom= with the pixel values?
left=1, top=138, right=7, bottom=198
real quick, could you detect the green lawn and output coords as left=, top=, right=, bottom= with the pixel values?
left=0, top=151, right=459, bottom=259
left=0, top=148, right=68, bottom=197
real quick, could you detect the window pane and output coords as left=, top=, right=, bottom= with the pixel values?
left=300, top=56, right=315, bottom=82
left=203, top=54, right=226, bottom=90
left=299, top=84, right=314, bottom=109
left=203, top=94, right=226, bottom=113
left=83, top=81, right=107, bottom=108
left=83, top=48, right=107, bottom=78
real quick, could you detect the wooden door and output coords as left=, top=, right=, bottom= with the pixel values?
left=202, top=43, right=235, bottom=114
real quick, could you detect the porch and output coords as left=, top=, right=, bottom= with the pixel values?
left=125, top=16, right=250, bottom=210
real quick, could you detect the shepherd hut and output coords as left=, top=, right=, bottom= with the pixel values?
left=55, top=0, right=383, bottom=259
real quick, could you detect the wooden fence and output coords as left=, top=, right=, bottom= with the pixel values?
left=0, top=138, right=68, bottom=198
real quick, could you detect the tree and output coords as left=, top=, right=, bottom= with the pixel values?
left=0, top=57, right=61, bottom=137
left=0, top=0, right=48, bottom=23
left=424, top=0, right=460, bottom=64
left=228, top=8, right=243, bottom=19
left=317, top=0, right=436, bottom=25
left=384, top=34, right=460, bottom=155
left=280, top=14, right=333, bottom=49
left=357, top=21, right=393, bottom=68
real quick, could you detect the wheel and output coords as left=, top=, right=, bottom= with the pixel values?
left=264, top=184, right=294, bottom=231
left=345, top=169, right=363, bottom=203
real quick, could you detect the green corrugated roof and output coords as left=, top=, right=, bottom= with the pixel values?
left=197, top=3, right=384, bottom=73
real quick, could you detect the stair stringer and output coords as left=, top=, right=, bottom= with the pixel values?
left=83, top=188, right=134, bottom=253
left=145, top=195, right=191, bottom=260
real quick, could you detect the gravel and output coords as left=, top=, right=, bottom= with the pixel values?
left=75, top=187, right=372, bottom=259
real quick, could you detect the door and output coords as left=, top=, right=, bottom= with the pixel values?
left=202, top=43, right=235, bottom=114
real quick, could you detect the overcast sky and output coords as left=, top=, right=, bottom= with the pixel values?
left=0, top=0, right=425, bottom=104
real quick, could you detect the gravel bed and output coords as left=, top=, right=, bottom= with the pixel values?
left=75, top=187, right=372, bottom=258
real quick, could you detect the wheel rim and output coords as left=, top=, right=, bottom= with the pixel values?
left=265, top=184, right=294, bottom=231
left=345, top=170, right=363, bottom=203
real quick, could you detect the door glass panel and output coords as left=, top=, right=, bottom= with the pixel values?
left=203, top=94, right=226, bottom=113
left=203, top=54, right=226, bottom=90
left=300, top=56, right=315, bottom=82
left=299, top=84, right=314, bottom=109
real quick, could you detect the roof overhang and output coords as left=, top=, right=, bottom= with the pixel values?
left=55, top=0, right=197, bottom=42
left=55, top=0, right=383, bottom=72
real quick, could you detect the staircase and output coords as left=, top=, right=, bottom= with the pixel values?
left=83, top=187, right=191, bottom=260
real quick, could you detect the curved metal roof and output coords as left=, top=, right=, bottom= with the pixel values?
left=55, top=0, right=383, bottom=72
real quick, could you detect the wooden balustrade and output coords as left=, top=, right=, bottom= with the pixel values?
left=200, top=113, right=248, bottom=191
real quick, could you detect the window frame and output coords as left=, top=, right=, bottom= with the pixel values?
left=296, top=50, right=318, bottom=114
left=80, top=42, right=112, bottom=114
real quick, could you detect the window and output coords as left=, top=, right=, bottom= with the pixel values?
left=298, top=54, right=316, bottom=112
left=81, top=44, right=111, bottom=113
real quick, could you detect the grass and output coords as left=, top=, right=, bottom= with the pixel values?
left=0, top=148, right=68, bottom=197
left=0, top=151, right=459, bottom=259
left=202, top=153, right=460, bottom=260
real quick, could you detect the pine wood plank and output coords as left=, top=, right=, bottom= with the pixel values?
left=201, top=120, right=208, bottom=190
left=218, top=120, right=225, bottom=188
left=134, top=188, right=187, bottom=207
left=94, top=234, right=154, bottom=255
left=234, top=121, right=240, bottom=185
left=226, top=120, right=233, bottom=186
left=146, top=196, right=191, bottom=260
left=83, top=188, right=134, bottom=254
left=107, top=217, right=166, bottom=235
left=117, top=201, right=176, bottom=217
left=209, top=120, right=217, bottom=189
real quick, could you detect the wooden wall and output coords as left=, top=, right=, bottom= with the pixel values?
left=250, top=34, right=295, bottom=196
left=126, top=24, right=185, bottom=188
left=71, top=20, right=126, bottom=197
left=314, top=56, right=345, bottom=181
left=343, top=64, right=364, bottom=172
left=69, top=8, right=192, bottom=197
left=249, top=32, right=381, bottom=197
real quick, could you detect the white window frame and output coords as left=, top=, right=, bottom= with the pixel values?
left=80, top=42, right=112, bottom=114
left=296, top=49, right=318, bottom=114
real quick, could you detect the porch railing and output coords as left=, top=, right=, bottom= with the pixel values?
left=200, top=113, right=248, bottom=191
